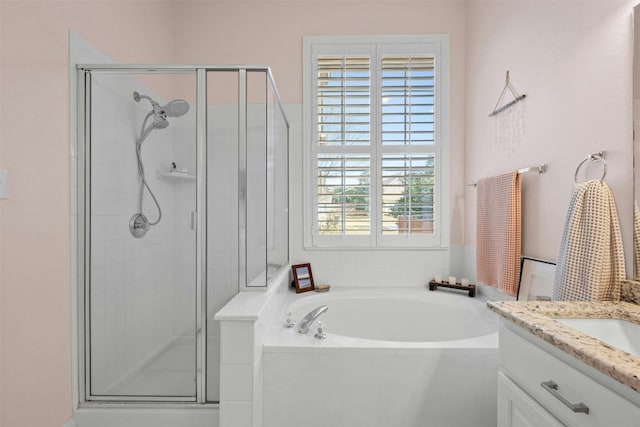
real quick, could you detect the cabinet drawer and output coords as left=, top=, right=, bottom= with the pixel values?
left=500, top=326, right=640, bottom=427
left=498, top=372, right=564, bottom=427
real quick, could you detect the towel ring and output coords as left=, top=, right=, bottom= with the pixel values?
left=574, top=152, right=607, bottom=184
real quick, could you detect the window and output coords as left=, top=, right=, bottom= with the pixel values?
left=303, top=36, right=449, bottom=248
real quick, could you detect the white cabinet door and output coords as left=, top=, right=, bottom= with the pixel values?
left=500, top=325, right=640, bottom=426
left=498, top=372, right=565, bottom=427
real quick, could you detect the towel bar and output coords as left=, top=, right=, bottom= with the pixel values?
left=467, top=164, right=546, bottom=187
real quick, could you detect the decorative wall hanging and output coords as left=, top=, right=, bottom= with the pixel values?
left=490, top=71, right=527, bottom=158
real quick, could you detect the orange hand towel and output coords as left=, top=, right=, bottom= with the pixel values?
left=476, top=172, right=521, bottom=297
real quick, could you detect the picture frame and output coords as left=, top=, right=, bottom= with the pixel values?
left=517, top=257, right=556, bottom=301
left=292, top=263, right=315, bottom=294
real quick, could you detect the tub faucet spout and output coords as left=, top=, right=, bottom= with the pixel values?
left=297, top=305, right=328, bottom=334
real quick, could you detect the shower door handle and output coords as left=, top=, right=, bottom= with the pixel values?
left=190, top=211, right=197, bottom=231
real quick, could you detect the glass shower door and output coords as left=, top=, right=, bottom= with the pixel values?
left=85, top=71, right=198, bottom=400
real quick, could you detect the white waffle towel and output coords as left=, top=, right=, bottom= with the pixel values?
left=552, top=180, right=625, bottom=301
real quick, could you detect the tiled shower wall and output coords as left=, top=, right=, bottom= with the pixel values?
left=207, top=104, right=240, bottom=402
left=86, top=71, right=283, bottom=402
left=89, top=74, right=196, bottom=393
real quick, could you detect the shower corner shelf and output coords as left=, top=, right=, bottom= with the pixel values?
left=157, top=170, right=196, bottom=182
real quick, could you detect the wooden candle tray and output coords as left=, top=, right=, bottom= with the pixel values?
left=428, top=280, right=476, bottom=297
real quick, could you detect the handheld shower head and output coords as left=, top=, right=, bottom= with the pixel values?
left=133, top=91, right=189, bottom=145
left=153, top=116, right=169, bottom=129
left=136, top=113, right=169, bottom=145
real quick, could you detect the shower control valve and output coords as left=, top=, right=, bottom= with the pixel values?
left=283, top=312, right=296, bottom=328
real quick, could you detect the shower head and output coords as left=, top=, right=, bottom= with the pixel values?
left=134, top=91, right=189, bottom=146
left=163, top=99, right=190, bottom=117
left=133, top=91, right=190, bottom=118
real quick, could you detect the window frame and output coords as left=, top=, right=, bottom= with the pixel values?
left=303, top=35, right=450, bottom=249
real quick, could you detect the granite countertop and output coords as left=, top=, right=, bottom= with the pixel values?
left=487, top=300, right=640, bottom=394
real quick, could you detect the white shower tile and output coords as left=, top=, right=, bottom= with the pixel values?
left=107, top=313, right=125, bottom=341
left=221, top=364, right=253, bottom=401
left=119, top=122, right=136, bottom=147
left=91, top=293, right=105, bottom=322
left=220, top=401, right=252, bottom=427
left=92, top=370, right=110, bottom=395
left=91, top=215, right=106, bottom=242
left=104, top=116, right=121, bottom=144
left=91, top=163, right=113, bottom=191
left=125, top=238, right=143, bottom=259
left=121, top=150, right=138, bottom=174
left=91, top=241, right=106, bottom=268
left=91, top=319, right=106, bottom=350
left=105, top=240, right=126, bottom=265
left=220, top=323, right=255, bottom=365
left=105, top=287, right=125, bottom=316
left=252, top=361, right=264, bottom=427
left=119, top=192, right=138, bottom=216
left=372, top=266, right=405, bottom=286
left=124, top=260, right=140, bottom=284
left=93, top=139, right=122, bottom=168
left=336, top=267, right=357, bottom=286
left=104, top=263, right=125, bottom=292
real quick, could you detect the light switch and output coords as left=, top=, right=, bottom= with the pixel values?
left=0, top=170, right=8, bottom=199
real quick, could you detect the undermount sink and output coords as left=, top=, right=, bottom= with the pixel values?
left=556, top=318, right=640, bottom=358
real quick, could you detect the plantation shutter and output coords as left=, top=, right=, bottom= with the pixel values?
left=316, top=56, right=371, bottom=147
left=380, top=56, right=435, bottom=146
left=380, top=55, right=436, bottom=235
left=317, top=154, right=370, bottom=235
left=316, top=56, right=371, bottom=236
left=305, top=36, right=446, bottom=248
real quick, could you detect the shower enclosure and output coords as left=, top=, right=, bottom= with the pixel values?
left=75, top=65, right=289, bottom=404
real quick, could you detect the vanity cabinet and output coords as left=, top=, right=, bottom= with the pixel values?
left=498, top=325, right=640, bottom=427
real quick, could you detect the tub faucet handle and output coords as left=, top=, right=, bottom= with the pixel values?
left=314, top=321, right=327, bottom=340
left=283, top=312, right=296, bottom=328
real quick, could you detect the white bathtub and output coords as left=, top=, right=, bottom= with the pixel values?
left=263, top=288, right=499, bottom=427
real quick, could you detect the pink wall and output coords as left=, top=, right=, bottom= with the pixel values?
left=0, top=2, right=175, bottom=426
left=173, top=1, right=465, bottom=102
left=465, top=0, right=634, bottom=269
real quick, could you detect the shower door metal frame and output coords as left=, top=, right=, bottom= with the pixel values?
left=75, top=64, right=285, bottom=405
left=76, top=65, right=203, bottom=403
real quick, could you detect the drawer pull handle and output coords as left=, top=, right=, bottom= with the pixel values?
left=541, top=380, right=590, bottom=414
